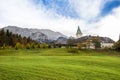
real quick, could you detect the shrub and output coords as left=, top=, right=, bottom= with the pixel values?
left=48, top=45, right=51, bottom=48
left=37, top=43, right=41, bottom=48
left=40, top=43, right=48, bottom=48
left=58, top=44, right=62, bottom=48
left=26, top=43, right=31, bottom=49
left=21, top=44, right=25, bottom=49
left=15, top=42, right=21, bottom=50
left=67, top=48, right=78, bottom=53
left=3, top=44, right=6, bottom=49
left=31, top=43, right=35, bottom=49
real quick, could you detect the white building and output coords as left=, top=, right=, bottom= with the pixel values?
left=101, top=42, right=114, bottom=49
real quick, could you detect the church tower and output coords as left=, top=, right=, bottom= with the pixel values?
left=76, top=26, right=82, bottom=38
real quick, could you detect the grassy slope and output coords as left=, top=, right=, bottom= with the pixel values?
left=0, top=48, right=120, bottom=80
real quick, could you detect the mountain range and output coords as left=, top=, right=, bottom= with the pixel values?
left=3, top=26, right=68, bottom=43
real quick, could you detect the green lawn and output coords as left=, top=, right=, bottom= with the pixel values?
left=0, top=48, right=120, bottom=80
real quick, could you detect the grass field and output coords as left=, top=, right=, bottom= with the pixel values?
left=0, top=48, right=120, bottom=80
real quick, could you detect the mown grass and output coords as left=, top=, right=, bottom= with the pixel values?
left=0, top=48, right=120, bottom=80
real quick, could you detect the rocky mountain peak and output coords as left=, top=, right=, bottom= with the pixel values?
left=3, top=26, right=68, bottom=43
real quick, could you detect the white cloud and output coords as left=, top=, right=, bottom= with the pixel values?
left=0, top=0, right=120, bottom=41
left=79, top=6, right=120, bottom=41
left=0, top=0, right=87, bottom=36
left=68, top=0, right=107, bottom=20
left=0, top=0, right=59, bottom=28
left=97, top=7, right=120, bottom=41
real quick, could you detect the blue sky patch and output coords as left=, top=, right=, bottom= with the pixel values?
left=32, top=0, right=79, bottom=19
left=101, top=0, right=120, bottom=16
left=32, top=0, right=120, bottom=20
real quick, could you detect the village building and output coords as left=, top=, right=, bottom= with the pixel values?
left=75, top=26, right=114, bottom=49
left=54, top=26, right=115, bottom=49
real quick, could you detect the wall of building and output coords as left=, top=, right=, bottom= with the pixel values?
left=76, top=34, right=82, bottom=38
left=101, top=43, right=114, bottom=48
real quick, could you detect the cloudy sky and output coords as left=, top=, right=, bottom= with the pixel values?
left=0, top=0, right=120, bottom=41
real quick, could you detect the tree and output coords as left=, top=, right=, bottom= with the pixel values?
left=48, top=45, right=51, bottom=48
left=94, top=41, right=101, bottom=49
left=37, top=43, right=41, bottom=48
left=26, top=43, right=31, bottom=49
left=12, top=34, right=18, bottom=46
left=92, top=37, right=101, bottom=49
left=31, top=42, right=35, bottom=49
left=6, top=30, right=10, bottom=46
left=8, top=32, right=13, bottom=46
left=0, top=29, right=37, bottom=49
left=114, top=40, right=120, bottom=51
left=0, top=29, right=6, bottom=46
left=67, top=38, right=74, bottom=48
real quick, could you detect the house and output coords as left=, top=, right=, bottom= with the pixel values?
left=76, top=36, right=114, bottom=49
left=100, top=37, right=115, bottom=48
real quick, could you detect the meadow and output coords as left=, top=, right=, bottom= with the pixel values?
left=0, top=48, right=120, bottom=80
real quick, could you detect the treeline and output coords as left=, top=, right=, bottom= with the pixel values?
left=0, top=29, right=59, bottom=50
left=0, top=29, right=37, bottom=49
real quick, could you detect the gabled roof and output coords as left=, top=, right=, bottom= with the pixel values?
left=76, top=26, right=82, bottom=35
left=76, top=36, right=115, bottom=43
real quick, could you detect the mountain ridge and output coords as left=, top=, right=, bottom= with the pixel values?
left=3, top=26, right=67, bottom=43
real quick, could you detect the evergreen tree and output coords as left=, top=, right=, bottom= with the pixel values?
left=0, top=29, right=37, bottom=49
left=26, top=43, right=31, bottom=49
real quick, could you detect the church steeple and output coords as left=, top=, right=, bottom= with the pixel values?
left=76, top=26, right=82, bottom=38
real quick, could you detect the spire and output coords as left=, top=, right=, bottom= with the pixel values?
left=76, top=26, right=82, bottom=35
left=76, top=26, right=82, bottom=38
